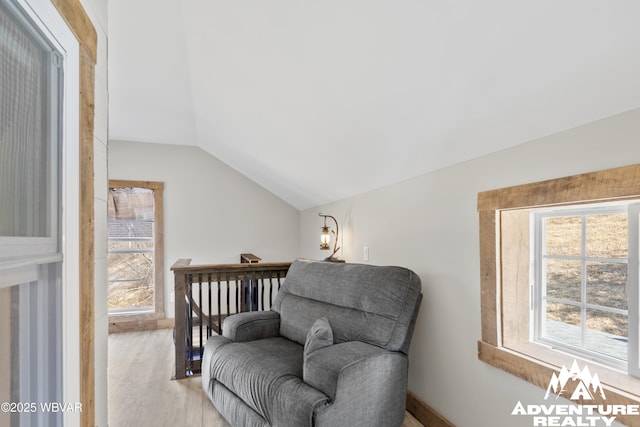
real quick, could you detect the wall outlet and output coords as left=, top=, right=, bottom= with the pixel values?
left=363, top=246, right=369, bottom=262
left=170, top=292, right=174, bottom=303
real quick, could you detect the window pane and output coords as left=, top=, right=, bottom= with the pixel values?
left=546, top=259, right=581, bottom=302
left=586, top=309, right=627, bottom=361
left=108, top=279, right=153, bottom=311
left=108, top=251, right=154, bottom=311
left=108, top=252, right=153, bottom=282
left=108, top=220, right=153, bottom=240
left=0, top=2, right=55, bottom=238
left=586, top=262, right=628, bottom=310
left=107, top=187, right=156, bottom=313
left=545, top=302, right=581, bottom=347
left=586, top=213, right=627, bottom=259
left=108, top=188, right=154, bottom=221
left=545, top=216, right=582, bottom=257
left=108, top=240, right=153, bottom=251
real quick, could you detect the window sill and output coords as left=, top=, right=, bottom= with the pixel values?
left=108, top=311, right=170, bottom=333
left=478, top=340, right=640, bottom=425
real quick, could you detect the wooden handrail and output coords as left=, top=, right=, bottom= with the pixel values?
left=171, top=258, right=291, bottom=275
left=172, top=258, right=291, bottom=379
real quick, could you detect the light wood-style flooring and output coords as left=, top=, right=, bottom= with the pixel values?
left=108, top=329, right=229, bottom=427
left=108, top=328, right=423, bottom=427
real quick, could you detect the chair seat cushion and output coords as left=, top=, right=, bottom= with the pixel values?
left=204, top=336, right=329, bottom=425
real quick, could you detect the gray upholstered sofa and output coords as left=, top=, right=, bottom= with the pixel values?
left=201, top=258, right=422, bottom=427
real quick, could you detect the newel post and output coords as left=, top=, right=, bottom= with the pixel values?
left=171, top=259, right=191, bottom=379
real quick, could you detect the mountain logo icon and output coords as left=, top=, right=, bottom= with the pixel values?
left=544, top=360, right=606, bottom=401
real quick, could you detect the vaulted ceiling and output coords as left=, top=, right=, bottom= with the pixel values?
left=108, top=1, right=640, bottom=210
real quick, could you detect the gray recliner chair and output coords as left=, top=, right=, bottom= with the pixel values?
left=201, top=258, right=422, bottom=427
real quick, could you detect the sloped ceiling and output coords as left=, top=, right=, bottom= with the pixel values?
left=108, top=1, right=640, bottom=210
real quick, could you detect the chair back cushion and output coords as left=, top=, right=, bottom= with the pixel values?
left=271, top=259, right=422, bottom=354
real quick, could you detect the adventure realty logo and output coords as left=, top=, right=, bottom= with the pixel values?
left=511, top=360, right=639, bottom=426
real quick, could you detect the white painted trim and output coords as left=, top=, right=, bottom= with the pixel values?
left=628, top=203, right=640, bottom=378
left=0, top=265, right=38, bottom=289
left=532, top=202, right=638, bottom=376
left=10, top=0, right=82, bottom=425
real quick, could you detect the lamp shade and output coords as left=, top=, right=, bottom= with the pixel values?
left=318, top=213, right=341, bottom=261
left=320, top=226, right=331, bottom=250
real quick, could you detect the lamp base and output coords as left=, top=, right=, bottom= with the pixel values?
left=323, top=256, right=345, bottom=263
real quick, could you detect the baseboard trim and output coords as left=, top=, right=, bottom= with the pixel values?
left=407, top=390, right=455, bottom=427
left=109, top=316, right=174, bottom=333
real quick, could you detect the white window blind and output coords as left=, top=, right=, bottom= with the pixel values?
left=0, top=0, right=60, bottom=258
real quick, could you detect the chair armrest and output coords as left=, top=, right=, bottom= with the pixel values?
left=222, top=311, right=280, bottom=342
left=305, top=341, right=408, bottom=427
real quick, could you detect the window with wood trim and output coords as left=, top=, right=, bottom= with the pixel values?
left=108, top=180, right=165, bottom=321
left=477, top=164, right=640, bottom=425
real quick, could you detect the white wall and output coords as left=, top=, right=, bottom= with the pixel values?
left=300, top=108, right=640, bottom=427
left=108, top=140, right=300, bottom=318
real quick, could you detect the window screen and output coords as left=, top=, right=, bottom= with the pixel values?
left=0, top=0, right=60, bottom=241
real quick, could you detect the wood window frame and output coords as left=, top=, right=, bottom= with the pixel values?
left=108, top=180, right=165, bottom=330
left=477, top=164, right=640, bottom=427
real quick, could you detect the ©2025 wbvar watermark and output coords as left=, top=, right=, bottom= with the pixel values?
left=1, top=401, right=82, bottom=414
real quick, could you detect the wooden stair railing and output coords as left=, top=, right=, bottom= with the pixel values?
left=171, top=257, right=291, bottom=379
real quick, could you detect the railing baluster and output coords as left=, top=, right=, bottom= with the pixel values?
left=257, top=271, right=261, bottom=311
left=263, top=274, right=266, bottom=310
left=235, top=272, right=240, bottom=313
left=207, top=273, right=212, bottom=339
left=198, top=273, right=203, bottom=361
left=269, top=275, right=274, bottom=309
left=245, top=273, right=248, bottom=312
left=227, top=272, right=231, bottom=316
left=217, top=271, right=222, bottom=335
left=260, top=270, right=265, bottom=311
left=228, top=272, right=234, bottom=315
left=251, top=270, right=257, bottom=311
left=188, top=274, right=194, bottom=374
